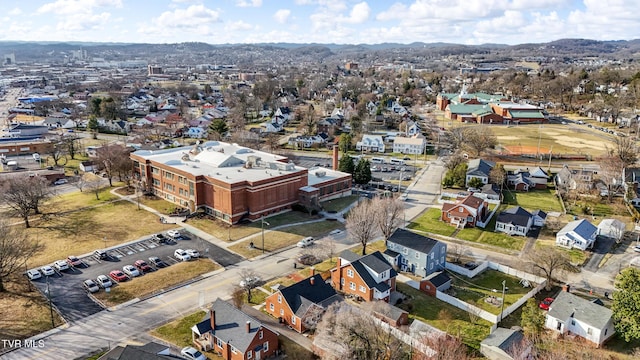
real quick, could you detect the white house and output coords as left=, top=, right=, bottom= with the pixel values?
left=466, top=159, right=495, bottom=187
left=597, top=219, right=626, bottom=241
left=545, top=290, right=615, bottom=347
left=186, top=127, right=207, bottom=138
left=556, top=219, right=597, bottom=250
left=392, top=136, right=425, bottom=155
left=356, top=135, right=385, bottom=153
left=287, top=135, right=325, bottom=148
left=495, top=206, right=533, bottom=237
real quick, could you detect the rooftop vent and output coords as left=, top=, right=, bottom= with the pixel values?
left=315, top=170, right=326, bottom=177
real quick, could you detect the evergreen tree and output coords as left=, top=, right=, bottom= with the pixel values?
left=612, top=267, right=640, bottom=341
left=339, top=133, right=352, bottom=153
left=338, top=154, right=355, bottom=174
left=353, top=159, right=372, bottom=185
left=209, top=119, right=229, bottom=140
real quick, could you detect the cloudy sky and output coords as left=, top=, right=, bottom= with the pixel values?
left=1, top=0, right=638, bottom=45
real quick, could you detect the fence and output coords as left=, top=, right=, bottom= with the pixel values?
left=488, top=262, right=546, bottom=284
left=435, top=290, right=499, bottom=323
left=445, top=261, right=489, bottom=278
left=373, top=317, right=437, bottom=358
left=476, top=206, right=498, bottom=229
left=439, top=192, right=501, bottom=205
left=498, top=280, right=547, bottom=323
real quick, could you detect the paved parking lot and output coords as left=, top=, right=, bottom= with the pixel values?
left=29, top=229, right=243, bottom=322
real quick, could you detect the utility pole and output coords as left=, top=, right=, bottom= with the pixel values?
left=261, top=215, right=270, bottom=254
left=500, top=280, right=506, bottom=324
left=46, top=277, right=55, bottom=328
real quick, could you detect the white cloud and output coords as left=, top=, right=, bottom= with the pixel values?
left=226, top=21, right=254, bottom=32
left=8, top=8, right=22, bottom=16
left=236, top=0, right=262, bottom=7
left=153, top=5, right=220, bottom=29
left=347, top=2, right=370, bottom=24
left=310, top=1, right=369, bottom=31
left=56, top=12, right=111, bottom=31
left=273, top=9, right=291, bottom=24
left=37, top=0, right=122, bottom=15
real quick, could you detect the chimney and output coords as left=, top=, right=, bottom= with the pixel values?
left=246, top=320, right=251, bottom=333
left=332, top=145, right=339, bottom=171
left=310, top=275, right=315, bottom=286
left=210, top=310, right=216, bottom=330
left=310, top=267, right=315, bottom=277
left=562, top=284, right=571, bottom=293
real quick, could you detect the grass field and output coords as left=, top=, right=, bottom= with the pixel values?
left=396, top=283, right=491, bottom=350
left=407, top=208, right=456, bottom=237
left=321, top=195, right=357, bottom=212
left=0, top=278, right=65, bottom=345
left=350, top=240, right=387, bottom=256
left=565, top=199, right=630, bottom=218
left=535, top=241, right=587, bottom=265
left=27, top=200, right=179, bottom=267
left=456, top=206, right=526, bottom=251
left=502, top=189, right=563, bottom=213
left=93, top=259, right=219, bottom=307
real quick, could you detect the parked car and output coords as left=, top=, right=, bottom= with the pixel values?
left=166, top=229, right=181, bottom=239
left=26, top=269, right=42, bottom=280
left=297, top=254, right=319, bottom=266
left=134, top=260, right=152, bottom=272
left=539, top=297, right=554, bottom=310
left=96, top=274, right=113, bottom=288
left=40, top=265, right=55, bottom=277
left=329, top=229, right=343, bottom=235
left=53, top=260, right=70, bottom=272
left=94, top=250, right=109, bottom=260
left=180, top=346, right=206, bottom=360
left=633, top=245, right=640, bottom=253
left=122, top=265, right=141, bottom=277
left=239, top=276, right=261, bottom=288
left=53, top=178, right=68, bottom=185
left=109, top=270, right=128, bottom=282
left=148, top=256, right=168, bottom=268
left=152, top=233, right=170, bottom=244
left=296, top=237, right=315, bottom=248
left=66, top=256, right=83, bottom=267
left=174, top=249, right=191, bottom=261
left=83, top=279, right=100, bottom=293
left=185, top=249, right=200, bottom=258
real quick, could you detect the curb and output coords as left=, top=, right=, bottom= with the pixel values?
left=108, top=297, right=141, bottom=311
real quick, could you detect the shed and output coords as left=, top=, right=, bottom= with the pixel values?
left=419, top=271, right=451, bottom=296
left=597, top=219, right=626, bottom=241
left=79, top=161, right=96, bottom=173
left=480, top=328, right=531, bottom=360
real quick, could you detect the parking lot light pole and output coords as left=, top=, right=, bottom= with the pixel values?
left=46, top=276, right=54, bottom=328
left=261, top=215, right=270, bottom=254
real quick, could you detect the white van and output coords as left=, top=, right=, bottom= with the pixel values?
left=390, top=158, right=405, bottom=166
left=296, top=237, right=315, bottom=248
left=371, top=157, right=385, bottom=164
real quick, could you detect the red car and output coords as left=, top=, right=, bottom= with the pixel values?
left=66, top=256, right=83, bottom=267
left=539, top=297, right=554, bottom=310
left=134, top=260, right=152, bottom=273
left=109, top=270, right=128, bottom=282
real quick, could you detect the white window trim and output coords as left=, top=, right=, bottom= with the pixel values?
left=264, top=342, right=269, bottom=352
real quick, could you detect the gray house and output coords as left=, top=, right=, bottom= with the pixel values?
left=466, top=159, right=496, bottom=187
left=480, top=328, right=532, bottom=360
left=383, top=229, right=446, bottom=277
left=495, top=206, right=534, bottom=236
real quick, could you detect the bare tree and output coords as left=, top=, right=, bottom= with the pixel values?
left=47, top=139, right=67, bottom=167
left=96, top=144, right=130, bottom=187
left=85, top=173, right=104, bottom=200
left=613, top=136, right=638, bottom=167
left=0, top=175, right=53, bottom=228
left=231, top=286, right=244, bottom=309
left=238, top=268, right=260, bottom=303
left=599, top=152, right=624, bottom=203
left=375, top=197, right=404, bottom=243
left=527, top=248, right=573, bottom=290
left=416, top=335, right=472, bottom=360
left=346, top=200, right=379, bottom=255
left=74, top=174, right=87, bottom=192
left=463, top=126, right=498, bottom=157
left=315, top=302, right=410, bottom=360
left=0, top=220, right=40, bottom=291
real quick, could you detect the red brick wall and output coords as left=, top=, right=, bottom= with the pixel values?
left=442, top=206, right=476, bottom=227
left=265, top=292, right=304, bottom=333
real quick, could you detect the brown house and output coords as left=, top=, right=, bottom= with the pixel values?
left=191, top=298, right=279, bottom=360
left=330, top=250, right=397, bottom=302
left=441, top=194, right=488, bottom=228
left=265, top=273, right=342, bottom=333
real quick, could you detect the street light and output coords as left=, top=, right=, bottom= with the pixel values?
left=499, top=280, right=506, bottom=324
left=261, top=215, right=270, bottom=254
left=46, top=276, right=55, bottom=328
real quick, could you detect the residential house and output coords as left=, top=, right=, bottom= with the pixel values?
left=480, top=328, right=532, bottom=360
left=392, top=135, right=425, bottom=155
left=495, top=206, right=534, bottom=236
left=191, top=298, right=279, bottom=360
left=557, top=165, right=596, bottom=192
left=79, top=161, right=96, bottom=173
left=508, top=167, right=548, bottom=191
left=419, top=271, right=452, bottom=296
left=596, top=219, right=626, bottom=241
left=186, top=127, right=207, bottom=138
left=98, top=341, right=173, bottom=360
left=356, top=134, right=385, bottom=153
left=556, top=219, right=597, bottom=250
left=532, top=210, right=547, bottom=227
left=287, top=135, right=325, bottom=148
left=42, top=116, right=76, bottom=129
left=372, top=304, right=409, bottom=328
left=480, top=183, right=501, bottom=201
left=545, top=290, right=615, bottom=347
left=265, top=273, right=341, bottom=333
left=383, top=228, right=447, bottom=277
left=466, top=159, right=495, bottom=187
left=330, top=250, right=397, bottom=302
left=623, top=166, right=640, bottom=203
left=441, top=194, right=489, bottom=228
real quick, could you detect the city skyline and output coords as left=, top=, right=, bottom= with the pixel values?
left=0, top=0, right=638, bottom=46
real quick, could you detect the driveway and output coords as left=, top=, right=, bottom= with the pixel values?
left=583, top=236, right=616, bottom=272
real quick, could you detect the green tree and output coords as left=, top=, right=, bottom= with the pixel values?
left=443, top=163, right=468, bottom=188
left=338, top=154, right=355, bottom=174
left=612, top=267, right=640, bottom=342
left=339, top=133, right=352, bottom=153
left=209, top=119, right=229, bottom=140
left=87, top=115, right=99, bottom=139
left=353, top=158, right=372, bottom=185
left=468, top=177, right=484, bottom=189
left=203, top=84, right=213, bottom=95
left=521, top=298, right=545, bottom=341
left=90, top=97, right=102, bottom=117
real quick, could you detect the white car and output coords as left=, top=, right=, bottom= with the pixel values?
left=96, top=275, right=112, bottom=288
left=239, top=276, right=261, bottom=288
left=122, top=265, right=141, bottom=277
left=83, top=279, right=100, bottom=293
left=181, top=346, right=206, bottom=360
left=296, top=237, right=315, bottom=248
left=166, top=229, right=181, bottom=239
left=329, top=229, right=343, bottom=236
left=26, top=269, right=42, bottom=280
left=53, top=178, right=68, bottom=185
left=40, top=265, right=55, bottom=277
left=633, top=245, right=640, bottom=253
left=174, top=249, right=191, bottom=261
left=185, top=249, right=200, bottom=258
left=53, top=260, right=70, bottom=272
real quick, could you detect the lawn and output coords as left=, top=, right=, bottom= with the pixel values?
left=93, top=259, right=219, bottom=307
left=45, top=186, right=120, bottom=212
left=0, top=278, right=65, bottom=345
left=26, top=201, right=179, bottom=267
left=448, top=269, right=533, bottom=315
left=502, top=188, right=563, bottom=213
left=396, top=283, right=491, bottom=350
left=321, top=195, right=358, bottom=212
left=350, top=240, right=387, bottom=256
left=138, top=195, right=184, bottom=215
left=228, top=220, right=342, bottom=258
left=565, top=199, right=630, bottom=218
left=151, top=310, right=224, bottom=360
left=244, top=288, right=269, bottom=305
left=535, top=241, right=587, bottom=265
left=407, top=207, right=456, bottom=237
left=456, top=206, right=525, bottom=251
left=278, top=335, right=318, bottom=360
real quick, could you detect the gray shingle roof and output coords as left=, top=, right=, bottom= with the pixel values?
left=194, top=298, right=273, bottom=353
left=481, top=328, right=525, bottom=354
left=278, top=274, right=340, bottom=317
left=547, top=291, right=613, bottom=329
left=387, top=228, right=441, bottom=255
left=467, top=159, right=495, bottom=177
left=339, top=251, right=396, bottom=291
left=101, top=342, right=175, bottom=360
left=496, top=206, right=532, bottom=227
left=424, top=271, right=451, bottom=287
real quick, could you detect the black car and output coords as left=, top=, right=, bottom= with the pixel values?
left=94, top=250, right=109, bottom=260
left=152, top=234, right=170, bottom=244
left=148, top=256, right=168, bottom=268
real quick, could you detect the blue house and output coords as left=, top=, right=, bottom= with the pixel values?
left=383, top=229, right=447, bottom=277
